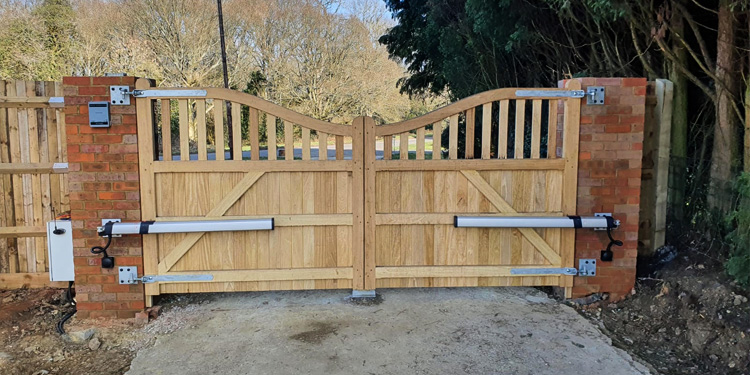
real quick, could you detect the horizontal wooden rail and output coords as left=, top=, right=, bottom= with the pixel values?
left=376, top=212, right=564, bottom=225
left=0, top=272, right=67, bottom=289
left=0, top=226, right=47, bottom=238
left=156, top=214, right=352, bottom=226
left=0, top=96, right=64, bottom=108
left=0, top=162, right=69, bottom=174
left=164, top=267, right=354, bottom=282
left=376, top=266, right=562, bottom=279
left=153, top=160, right=353, bottom=173
left=374, top=159, right=564, bottom=171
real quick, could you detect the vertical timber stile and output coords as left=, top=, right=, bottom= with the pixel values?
left=135, top=78, right=158, bottom=306
left=560, top=80, right=582, bottom=298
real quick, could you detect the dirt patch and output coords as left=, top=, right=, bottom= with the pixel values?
left=580, top=248, right=750, bottom=375
left=0, top=288, right=139, bottom=375
left=289, top=322, right=339, bottom=344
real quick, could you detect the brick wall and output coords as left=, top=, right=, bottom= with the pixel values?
left=565, top=77, right=646, bottom=301
left=63, top=76, right=145, bottom=319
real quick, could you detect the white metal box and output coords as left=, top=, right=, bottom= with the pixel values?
left=47, top=221, right=74, bottom=282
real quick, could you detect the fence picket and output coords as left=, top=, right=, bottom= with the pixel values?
left=249, top=108, right=260, bottom=161
left=400, top=132, right=408, bottom=160
left=267, top=114, right=277, bottom=160
left=383, top=135, right=392, bottom=160
left=548, top=100, right=558, bottom=158
left=178, top=99, right=189, bottom=161
left=531, top=99, right=542, bottom=159
left=196, top=99, right=207, bottom=161
left=302, top=128, right=311, bottom=160
left=481, top=103, right=491, bottom=159
left=214, top=100, right=224, bottom=161
left=449, top=114, right=458, bottom=159
left=515, top=99, right=526, bottom=159
left=416, top=127, right=425, bottom=160
left=433, top=122, right=442, bottom=160
left=498, top=100, right=509, bottom=159
left=465, top=108, right=475, bottom=159
left=162, top=99, right=172, bottom=161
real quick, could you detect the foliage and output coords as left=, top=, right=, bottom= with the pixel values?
left=726, top=173, right=750, bottom=286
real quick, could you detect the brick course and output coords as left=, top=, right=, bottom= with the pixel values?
left=561, top=77, right=646, bottom=301
left=63, top=76, right=145, bottom=319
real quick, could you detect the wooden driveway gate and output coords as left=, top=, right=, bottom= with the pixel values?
left=134, top=79, right=581, bottom=304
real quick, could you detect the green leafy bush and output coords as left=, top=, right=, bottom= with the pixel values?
left=726, top=172, right=750, bottom=286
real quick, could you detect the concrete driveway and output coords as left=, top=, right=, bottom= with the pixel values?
left=126, top=288, right=651, bottom=375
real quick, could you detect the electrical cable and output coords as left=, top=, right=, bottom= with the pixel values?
left=601, top=216, right=623, bottom=261
left=90, top=233, right=113, bottom=258
left=56, top=281, right=76, bottom=335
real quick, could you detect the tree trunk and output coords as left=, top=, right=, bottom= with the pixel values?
left=745, top=15, right=750, bottom=173
left=709, top=0, right=739, bottom=211
left=669, top=10, right=688, bottom=217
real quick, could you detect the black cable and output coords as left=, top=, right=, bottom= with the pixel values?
left=56, top=281, right=76, bottom=335
left=91, top=233, right=113, bottom=258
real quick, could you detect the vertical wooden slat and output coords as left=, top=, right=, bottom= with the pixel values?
left=232, top=102, right=242, bottom=161
left=465, top=107, right=475, bottom=159
left=22, top=81, right=37, bottom=271
left=301, top=127, right=311, bottom=160
left=284, top=120, right=293, bottom=161
left=36, top=82, right=51, bottom=271
left=383, top=135, right=392, bottom=160
left=335, top=135, right=344, bottom=160
left=249, top=108, right=259, bottom=161
left=514, top=99, right=526, bottom=159
left=481, top=103, right=492, bottom=159
left=7, top=81, right=24, bottom=272
left=351, top=117, right=366, bottom=290
left=531, top=99, right=542, bottom=158
left=267, top=114, right=277, bottom=160
left=416, top=127, right=425, bottom=159
left=0, top=81, right=11, bottom=273
left=178, top=99, right=189, bottom=161
left=161, top=99, right=172, bottom=161
left=54, top=82, right=69, bottom=212
left=135, top=78, right=159, bottom=306
left=498, top=100, right=509, bottom=159
left=399, top=132, right=408, bottom=160
left=318, top=132, right=328, bottom=160
left=560, top=80, right=582, bottom=297
left=45, top=82, right=61, bottom=213
left=449, top=114, right=458, bottom=159
left=547, top=100, right=558, bottom=159
left=196, top=99, right=207, bottom=160
left=213, top=100, right=224, bottom=161
left=433, top=122, right=442, bottom=160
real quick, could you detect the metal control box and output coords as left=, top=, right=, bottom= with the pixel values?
left=47, top=221, right=74, bottom=282
left=88, top=101, right=111, bottom=127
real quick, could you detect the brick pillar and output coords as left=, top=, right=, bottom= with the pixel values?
left=562, top=77, right=646, bottom=301
left=63, top=76, right=145, bottom=319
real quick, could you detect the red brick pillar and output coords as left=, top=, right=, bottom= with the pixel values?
left=562, top=77, right=646, bottom=301
left=63, top=76, right=145, bottom=319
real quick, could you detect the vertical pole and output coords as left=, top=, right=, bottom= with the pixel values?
left=560, top=80, right=581, bottom=298
left=216, top=0, right=233, bottom=159
left=351, top=117, right=365, bottom=291
left=362, top=117, right=377, bottom=291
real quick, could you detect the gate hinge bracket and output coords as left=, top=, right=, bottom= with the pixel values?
left=586, top=86, right=605, bottom=105
left=118, top=267, right=214, bottom=284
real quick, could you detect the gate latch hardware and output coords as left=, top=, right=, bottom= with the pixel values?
left=586, top=86, right=605, bottom=105
left=118, top=266, right=214, bottom=284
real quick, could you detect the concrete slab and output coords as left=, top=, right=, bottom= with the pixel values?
left=126, top=288, right=651, bottom=375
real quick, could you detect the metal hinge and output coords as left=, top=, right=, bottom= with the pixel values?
left=132, top=89, right=207, bottom=98
left=510, top=267, right=578, bottom=276
left=516, top=90, right=585, bottom=98
left=510, top=260, right=597, bottom=277
left=118, top=267, right=214, bottom=284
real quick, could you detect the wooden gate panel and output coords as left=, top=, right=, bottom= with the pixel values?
left=368, top=85, right=581, bottom=292
left=135, top=79, right=363, bottom=304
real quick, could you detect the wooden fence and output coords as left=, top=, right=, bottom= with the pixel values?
left=0, top=80, right=69, bottom=288
left=135, top=78, right=582, bottom=304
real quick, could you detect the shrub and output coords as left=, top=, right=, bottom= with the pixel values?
left=726, top=172, right=750, bottom=286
